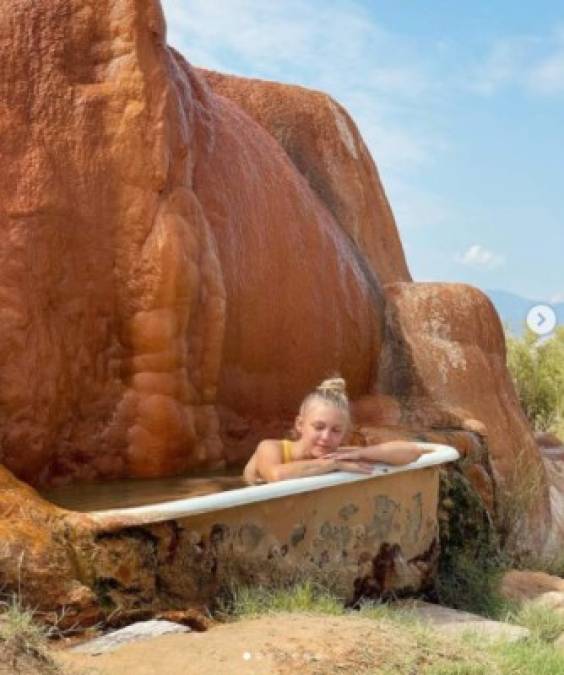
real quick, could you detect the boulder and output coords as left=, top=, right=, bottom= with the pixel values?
left=377, top=282, right=551, bottom=548
left=70, top=620, right=190, bottom=655
left=399, top=600, right=529, bottom=642
left=0, top=466, right=100, bottom=626
left=530, top=591, right=564, bottom=615
left=543, top=454, right=564, bottom=553
left=199, top=69, right=411, bottom=287
left=187, top=59, right=386, bottom=460
left=0, top=0, right=226, bottom=483
left=501, top=570, right=564, bottom=603
left=0, top=0, right=387, bottom=484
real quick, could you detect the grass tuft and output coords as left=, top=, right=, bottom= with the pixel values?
left=219, top=580, right=345, bottom=619
left=0, top=594, right=61, bottom=674
left=509, top=603, right=564, bottom=643
left=493, top=638, right=564, bottom=675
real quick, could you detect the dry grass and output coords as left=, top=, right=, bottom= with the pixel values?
left=496, top=446, right=547, bottom=552
left=0, top=595, right=62, bottom=675
left=509, top=602, right=564, bottom=643
left=221, top=583, right=564, bottom=674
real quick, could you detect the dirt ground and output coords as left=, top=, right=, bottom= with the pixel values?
left=0, top=645, right=60, bottom=675
left=53, top=612, right=473, bottom=675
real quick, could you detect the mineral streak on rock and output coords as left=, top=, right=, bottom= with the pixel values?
left=0, top=0, right=226, bottom=483
left=198, top=69, right=410, bottom=287
left=188, top=60, right=386, bottom=452
left=353, top=540, right=438, bottom=603
left=0, top=0, right=387, bottom=484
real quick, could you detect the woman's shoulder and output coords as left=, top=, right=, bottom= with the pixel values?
left=256, top=438, right=284, bottom=453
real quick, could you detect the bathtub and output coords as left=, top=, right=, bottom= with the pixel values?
left=67, top=444, right=458, bottom=613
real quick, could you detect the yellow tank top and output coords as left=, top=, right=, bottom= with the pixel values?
left=281, top=439, right=293, bottom=464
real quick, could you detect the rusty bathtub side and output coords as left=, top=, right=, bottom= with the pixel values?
left=81, top=446, right=458, bottom=611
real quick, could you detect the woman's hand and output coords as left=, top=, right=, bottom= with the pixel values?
left=328, top=442, right=433, bottom=466
left=327, top=447, right=365, bottom=461
left=310, top=457, right=372, bottom=474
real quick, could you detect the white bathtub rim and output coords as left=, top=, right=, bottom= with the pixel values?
left=88, top=443, right=460, bottom=527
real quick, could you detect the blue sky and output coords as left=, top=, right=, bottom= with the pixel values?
left=161, top=1, right=563, bottom=303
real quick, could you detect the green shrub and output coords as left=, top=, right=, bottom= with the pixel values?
left=433, top=469, right=510, bottom=618
left=506, top=327, right=564, bottom=436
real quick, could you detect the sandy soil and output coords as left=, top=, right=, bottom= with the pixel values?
left=0, top=646, right=60, bottom=675
left=53, top=612, right=473, bottom=675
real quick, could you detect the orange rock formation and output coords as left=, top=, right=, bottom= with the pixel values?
left=0, top=0, right=559, bottom=601
left=0, top=0, right=396, bottom=486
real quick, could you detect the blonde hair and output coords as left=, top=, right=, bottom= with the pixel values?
left=299, top=377, right=350, bottom=418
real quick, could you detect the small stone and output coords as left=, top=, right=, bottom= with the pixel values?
left=398, top=601, right=530, bottom=643
left=70, top=620, right=190, bottom=655
left=501, top=570, right=564, bottom=603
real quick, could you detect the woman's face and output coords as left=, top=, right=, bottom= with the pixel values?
left=295, top=401, right=348, bottom=457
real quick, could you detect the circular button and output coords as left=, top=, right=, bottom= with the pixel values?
left=526, top=304, right=557, bottom=336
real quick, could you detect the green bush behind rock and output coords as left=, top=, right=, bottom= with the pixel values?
left=506, top=326, right=564, bottom=438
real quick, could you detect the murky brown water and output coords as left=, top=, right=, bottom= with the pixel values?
left=41, top=468, right=246, bottom=513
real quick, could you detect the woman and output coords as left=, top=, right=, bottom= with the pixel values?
left=243, top=377, right=430, bottom=484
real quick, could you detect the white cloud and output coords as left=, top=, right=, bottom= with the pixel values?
left=455, top=244, right=505, bottom=269
left=469, top=27, right=564, bottom=96
left=468, top=36, right=536, bottom=95
left=527, top=51, right=564, bottom=94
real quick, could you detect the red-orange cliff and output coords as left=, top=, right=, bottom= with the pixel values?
left=0, top=0, right=558, bottom=576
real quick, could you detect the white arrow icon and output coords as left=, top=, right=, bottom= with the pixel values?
left=526, top=304, right=557, bottom=336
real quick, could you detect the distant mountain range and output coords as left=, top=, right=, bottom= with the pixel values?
left=484, top=289, right=563, bottom=335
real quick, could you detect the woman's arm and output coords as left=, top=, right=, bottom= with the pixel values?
left=262, top=457, right=374, bottom=482
left=260, top=457, right=338, bottom=482
left=247, top=440, right=373, bottom=483
left=330, top=441, right=432, bottom=466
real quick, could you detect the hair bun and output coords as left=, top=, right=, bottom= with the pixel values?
left=317, top=377, right=347, bottom=396
left=299, top=375, right=350, bottom=417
